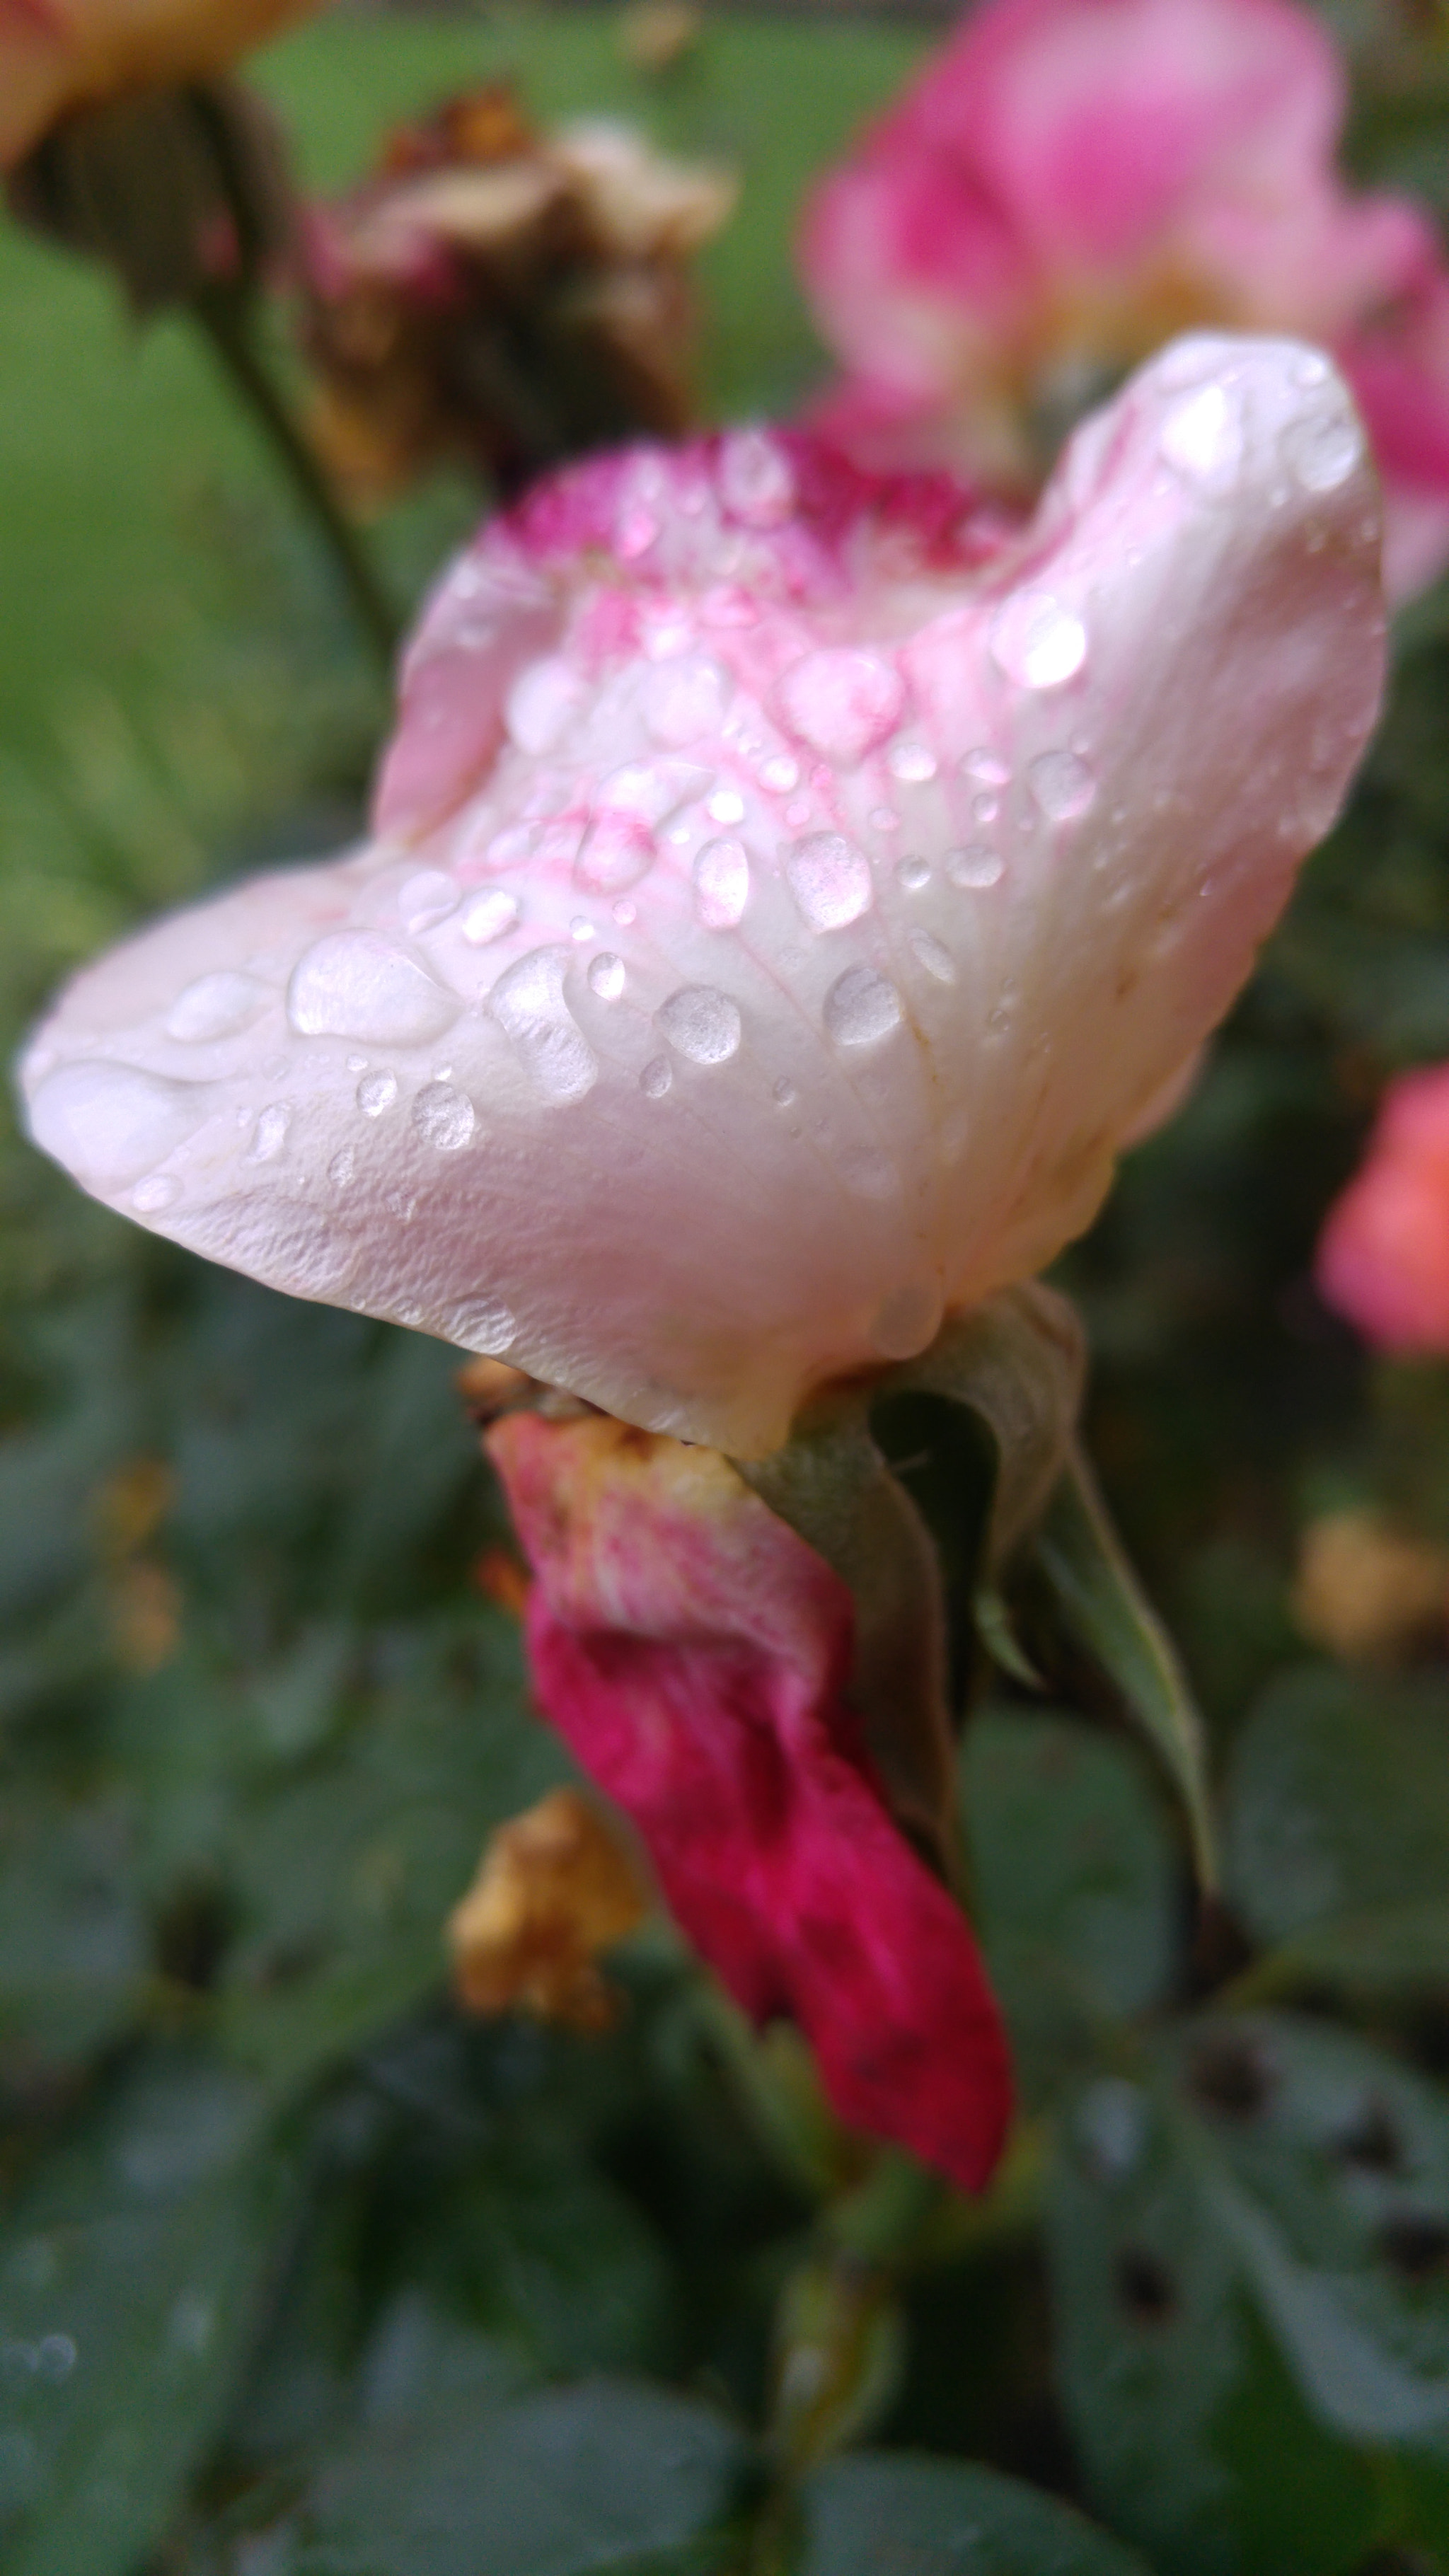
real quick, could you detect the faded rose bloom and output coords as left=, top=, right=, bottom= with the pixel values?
left=485, top=1411, right=1012, bottom=2188
left=18, top=338, right=1384, bottom=1457
left=301, top=83, right=737, bottom=504
left=799, top=0, right=1449, bottom=603
left=1317, top=1063, right=1449, bottom=1349
left=0, top=0, right=313, bottom=169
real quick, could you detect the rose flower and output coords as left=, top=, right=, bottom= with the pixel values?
left=19, top=339, right=1383, bottom=2184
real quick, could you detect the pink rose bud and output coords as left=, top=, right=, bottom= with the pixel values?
left=1318, top=1064, right=1449, bottom=1351
left=20, top=336, right=1383, bottom=1455
left=799, top=0, right=1449, bottom=604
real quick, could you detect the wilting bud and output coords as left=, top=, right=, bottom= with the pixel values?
left=446, top=1784, right=652, bottom=2031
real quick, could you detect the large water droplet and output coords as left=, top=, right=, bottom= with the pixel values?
left=447, top=1297, right=516, bottom=1353
left=990, top=589, right=1087, bottom=689
left=1283, top=407, right=1363, bottom=494
left=397, top=870, right=459, bottom=934
left=1160, top=382, right=1242, bottom=485
left=643, top=654, right=731, bottom=746
left=412, top=1081, right=475, bottom=1150
left=870, top=1277, right=943, bottom=1359
left=718, top=427, right=796, bottom=526
left=1029, top=749, right=1097, bottom=820
left=576, top=812, right=657, bottom=894
left=759, top=753, right=799, bottom=794
left=694, top=837, right=751, bottom=929
left=824, top=966, right=902, bottom=1049
left=490, top=947, right=598, bottom=1102
left=706, top=785, right=745, bottom=825
left=657, top=985, right=742, bottom=1065
left=909, top=929, right=956, bottom=983
left=896, top=855, right=930, bottom=891
left=505, top=657, right=584, bottom=754
left=247, top=1102, right=290, bottom=1164
left=775, top=649, right=906, bottom=766
left=28, top=1061, right=207, bottom=1191
left=785, top=830, right=872, bottom=931
left=165, top=970, right=268, bottom=1043
left=588, top=952, right=626, bottom=1000
left=357, top=1068, right=398, bottom=1116
left=461, top=889, right=521, bottom=947
left=946, top=845, right=1003, bottom=889
left=288, top=932, right=458, bottom=1046
left=962, top=748, right=1009, bottom=785
left=887, top=741, right=937, bottom=783
left=598, top=758, right=712, bottom=826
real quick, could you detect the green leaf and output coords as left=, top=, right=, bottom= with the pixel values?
left=0, top=1792, right=146, bottom=2067
left=799, top=2450, right=1155, bottom=2575
left=1224, top=1664, right=1449, bottom=1988
left=1033, top=1445, right=1215, bottom=1887
left=962, top=1709, right=1177, bottom=2106
left=1046, top=2011, right=1449, bottom=2573
left=294, top=2379, right=750, bottom=2576
left=0, top=2049, right=301, bottom=2576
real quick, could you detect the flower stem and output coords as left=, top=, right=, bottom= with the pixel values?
left=190, top=288, right=402, bottom=674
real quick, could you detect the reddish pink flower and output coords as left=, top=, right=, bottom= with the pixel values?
left=1317, top=1065, right=1449, bottom=1351
left=799, top=0, right=1449, bottom=603
left=487, top=1408, right=1012, bottom=2189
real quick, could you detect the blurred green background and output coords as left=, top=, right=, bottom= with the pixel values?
left=8, top=7, right=1449, bottom=2572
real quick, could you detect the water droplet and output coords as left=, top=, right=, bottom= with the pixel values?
left=775, top=649, right=906, bottom=766
left=1292, top=351, right=1331, bottom=388
left=759, top=753, right=799, bottom=794
left=1029, top=749, right=1097, bottom=820
left=357, top=1068, right=398, bottom=1116
left=1283, top=407, right=1363, bottom=494
left=329, top=1147, right=356, bottom=1186
left=613, top=899, right=637, bottom=926
left=694, top=837, right=751, bottom=929
left=132, top=1173, right=179, bottom=1212
left=824, top=966, right=901, bottom=1049
left=841, top=1145, right=895, bottom=1198
left=576, top=812, right=656, bottom=894
left=887, top=741, right=937, bottom=782
left=706, top=785, right=746, bottom=825
left=397, top=870, right=458, bottom=934
left=461, top=889, right=521, bottom=947
left=971, top=791, right=1000, bottom=824
left=962, top=748, right=1010, bottom=785
left=909, top=929, right=955, bottom=983
left=640, top=1056, right=671, bottom=1098
left=412, top=1080, right=475, bottom=1150
left=870, top=1278, right=942, bottom=1358
left=447, top=1297, right=516, bottom=1353
left=588, top=952, right=626, bottom=1000
left=165, top=970, right=268, bottom=1043
left=657, top=985, right=742, bottom=1065
left=28, top=1061, right=208, bottom=1191
left=785, top=831, right=872, bottom=931
left=289, top=932, right=458, bottom=1046
left=506, top=657, right=584, bottom=753
left=990, top=589, right=1087, bottom=688
left=896, top=855, right=930, bottom=891
left=345, top=1053, right=366, bottom=1072
left=491, top=947, right=598, bottom=1102
left=773, top=1075, right=797, bottom=1106
left=718, top=427, right=796, bottom=526
left=247, top=1103, right=290, bottom=1164
left=644, top=654, right=731, bottom=746
left=946, top=845, right=1003, bottom=890
left=570, top=915, right=595, bottom=942
left=1160, top=382, right=1242, bottom=485
left=616, top=501, right=658, bottom=558
left=870, top=805, right=899, bottom=833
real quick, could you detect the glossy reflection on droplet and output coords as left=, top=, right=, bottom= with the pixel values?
left=289, top=931, right=458, bottom=1046
left=824, top=965, right=902, bottom=1049
left=990, top=589, right=1087, bottom=689
left=785, top=831, right=872, bottom=932
left=412, top=1081, right=475, bottom=1150
left=657, top=985, right=742, bottom=1065
left=694, top=837, right=751, bottom=929
left=1029, top=749, right=1097, bottom=821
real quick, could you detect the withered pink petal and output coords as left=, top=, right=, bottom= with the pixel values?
left=487, top=1411, right=1012, bottom=2190
left=18, top=340, right=1383, bottom=1455
left=1317, top=1065, right=1449, bottom=1351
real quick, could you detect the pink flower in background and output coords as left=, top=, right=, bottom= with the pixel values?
left=799, top=0, right=1449, bottom=603
left=1317, top=1064, right=1449, bottom=1350
left=19, top=337, right=1384, bottom=1456
left=488, top=1410, right=1012, bottom=2188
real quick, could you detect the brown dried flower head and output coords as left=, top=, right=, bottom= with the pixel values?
left=447, top=1785, right=652, bottom=2031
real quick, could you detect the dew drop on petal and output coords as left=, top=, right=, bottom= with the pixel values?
left=887, top=741, right=937, bottom=782
left=776, top=649, right=906, bottom=766
left=759, top=753, right=799, bottom=794
left=461, top=889, right=521, bottom=947
left=1283, top=408, right=1364, bottom=493
left=773, top=1075, right=797, bottom=1106
left=870, top=1276, right=943, bottom=1359
left=1160, top=382, right=1242, bottom=485
left=448, top=1297, right=516, bottom=1353
left=412, top=1080, right=475, bottom=1150
left=570, top=916, right=595, bottom=942
left=491, top=946, right=598, bottom=1102
left=990, top=589, right=1087, bottom=689
left=576, top=811, right=657, bottom=894
left=694, top=836, right=751, bottom=929
left=896, top=854, right=930, bottom=891
left=29, top=1063, right=210, bottom=1192
left=643, top=654, right=731, bottom=746
left=329, top=1147, right=356, bottom=1186
left=962, top=748, right=1009, bottom=785
left=1029, top=749, right=1097, bottom=820
left=946, top=845, right=1004, bottom=890
left=640, top=1056, right=671, bottom=1097
left=588, top=952, right=626, bottom=1000
left=612, top=899, right=637, bottom=926
left=657, top=984, right=742, bottom=1065
left=824, top=965, right=902, bottom=1049
left=717, top=427, right=797, bottom=527
left=909, top=928, right=956, bottom=983
left=706, top=786, right=746, bottom=825
left=971, top=792, right=1000, bottom=824
left=247, top=1103, right=290, bottom=1164
left=785, top=830, right=872, bottom=931
left=288, top=932, right=458, bottom=1045
left=357, top=1068, right=398, bottom=1116
left=133, top=1174, right=179, bottom=1212
left=1292, top=350, right=1331, bottom=388
left=506, top=657, right=583, bottom=753
left=165, top=970, right=268, bottom=1042
left=397, top=870, right=459, bottom=934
